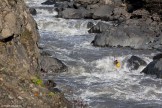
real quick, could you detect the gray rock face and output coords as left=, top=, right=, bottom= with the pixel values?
left=40, top=56, right=67, bottom=73
left=127, top=56, right=147, bottom=70
left=0, top=0, right=40, bottom=73
left=153, top=53, right=162, bottom=60
left=92, top=19, right=162, bottom=50
left=29, top=8, right=37, bottom=15
left=141, top=58, right=162, bottom=78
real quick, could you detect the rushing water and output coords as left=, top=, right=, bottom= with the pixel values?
left=26, top=1, right=162, bottom=108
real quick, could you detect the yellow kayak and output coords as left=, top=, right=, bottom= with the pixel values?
left=116, top=62, right=121, bottom=68
left=114, top=60, right=121, bottom=68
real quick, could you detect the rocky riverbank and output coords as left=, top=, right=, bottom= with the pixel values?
left=40, top=0, right=162, bottom=78
left=0, top=0, right=71, bottom=107
left=43, top=0, right=161, bottom=50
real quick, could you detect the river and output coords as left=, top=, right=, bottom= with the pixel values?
left=26, top=0, right=162, bottom=108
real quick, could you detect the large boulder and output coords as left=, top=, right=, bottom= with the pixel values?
left=141, top=58, right=162, bottom=78
left=127, top=55, right=147, bottom=70
left=40, top=56, right=67, bottom=73
left=29, top=8, right=37, bottom=16
left=153, top=53, right=162, bottom=60
left=92, top=18, right=162, bottom=50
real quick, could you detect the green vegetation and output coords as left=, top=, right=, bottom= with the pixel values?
left=31, top=76, right=43, bottom=87
left=48, top=92, right=56, bottom=97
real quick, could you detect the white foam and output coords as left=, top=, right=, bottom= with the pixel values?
left=25, top=0, right=47, bottom=7
left=36, top=9, right=58, bottom=17
left=35, top=17, right=90, bottom=35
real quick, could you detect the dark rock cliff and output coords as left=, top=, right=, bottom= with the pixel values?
left=0, top=0, right=40, bottom=74
left=0, top=0, right=71, bottom=107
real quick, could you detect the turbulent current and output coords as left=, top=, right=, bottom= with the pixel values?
left=26, top=1, right=162, bottom=108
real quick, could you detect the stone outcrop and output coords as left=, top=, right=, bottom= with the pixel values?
left=141, top=53, right=162, bottom=78
left=91, top=19, right=162, bottom=50
left=0, top=0, right=71, bottom=107
left=0, top=0, right=40, bottom=75
left=127, top=55, right=147, bottom=70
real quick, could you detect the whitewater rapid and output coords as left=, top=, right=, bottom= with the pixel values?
left=26, top=0, right=162, bottom=108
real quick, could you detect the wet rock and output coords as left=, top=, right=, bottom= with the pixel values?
left=60, top=8, right=90, bottom=19
left=88, top=21, right=112, bottom=33
left=52, top=88, right=61, bottom=93
left=153, top=53, right=162, bottom=60
left=92, top=19, right=162, bottom=50
left=40, top=50, right=52, bottom=57
left=87, top=22, right=94, bottom=29
left=141, top=58, right=162, bottom=78
left=55, top=1, right=69, bottom=9
left=48, top=87, right=62, bottom=93
left=127, top=55, right=147, bottom=70
left=40, top=56, right=67, bottom=73
left=44, top=80, right=57, bottom=88
left=41, top=0, right=56, bottom=5
left=29, top=8, right=37, bottom=16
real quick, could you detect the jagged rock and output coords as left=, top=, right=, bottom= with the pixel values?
left=0, top=0, right=39, bottom=74
left=141, top=58, right=162, bottom=78
left=40, top=50, right=52, bottom=56
left=29, top=8, right=37, bottom=15
left=127, top=55, right=147, bottom=70
left=87, top=22, right=94, bottom=29
left=153, top=53, right=162, bottom=60
left=40, top=56, right=67, bottom=73
left=0, top=0, right=72, bottom=107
